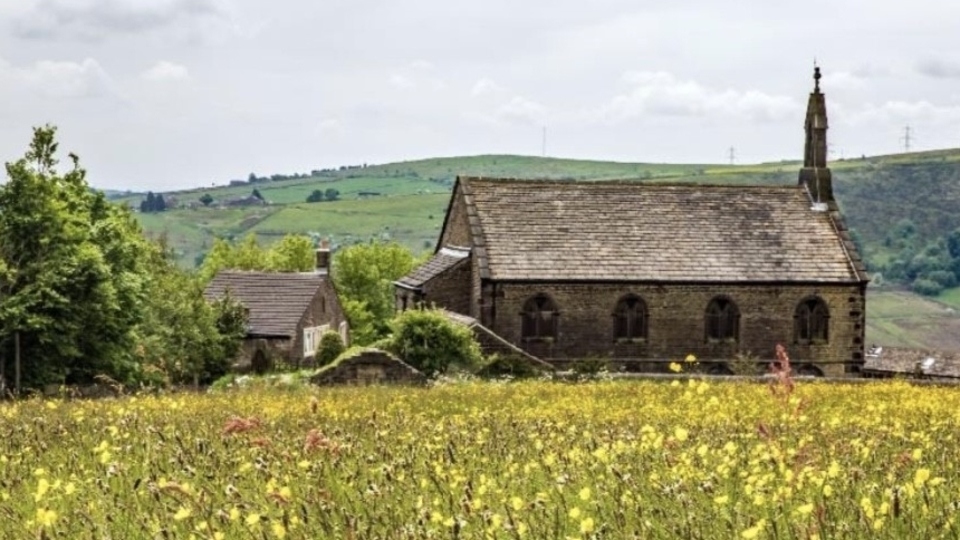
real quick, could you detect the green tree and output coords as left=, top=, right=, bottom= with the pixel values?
left=198, top=233, right=316, bottom=283
left=306, top=189, right=323, bottom=203
left=324, top=188, right=340, bottom=201
left=386, top=308, right=481, bottom=377
left=199, top=193, right=214, bottom=206
left=0, top=126, right=153, bottom=392
left=333, top=241, right=417, bottom=344
left=135, top=240, right=247, bottom=385
left=268, top=235, right=315, bottom=272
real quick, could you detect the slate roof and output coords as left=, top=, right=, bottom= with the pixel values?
left=204, top=271, right=327, bottom=338
left=862, top=347, right=960, bottom=379
left=395, top=246, right=470, bottom=289
left=455, top=177, right=867, bottom=283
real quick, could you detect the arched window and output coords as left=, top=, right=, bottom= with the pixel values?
left=705, top=297, right=739, bottom=341
left=613, top=295, right=648, bottom=340
left=795, top=297, right=829, bottom=343
left=521, top=294, right=558, bottom=340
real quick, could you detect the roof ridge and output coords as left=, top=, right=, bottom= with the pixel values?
left=459, top=176, right=800, bottom=190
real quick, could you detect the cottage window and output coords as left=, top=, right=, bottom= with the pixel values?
left=705, top=297, right=739, bottom=341
left=521, top=294, right=558, bottom=340
left=795, top=297, right=829, bottom=343
left=613, top=295, right=647, bottom=340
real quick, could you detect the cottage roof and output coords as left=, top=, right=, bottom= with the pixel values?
left=452, top=177, right=867, bottom=283
left=204, top=271, right=327, bottom=338
left=395, top=246, right=470, bottom=290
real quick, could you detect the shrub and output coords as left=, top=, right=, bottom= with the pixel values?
left=926, top=270, right=957, bottom=289
left=387, top=308, right=482, bottom=377
left=316, top=330, right=345, bottom=367
left=476, top=354, right=547, bottom=379
left=913, top=277, right=944, bottom=296
left=571, top=356, right=608, bottom=377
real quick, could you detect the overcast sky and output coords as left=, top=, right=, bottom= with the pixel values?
left=2, top=0, right=960, bottom=191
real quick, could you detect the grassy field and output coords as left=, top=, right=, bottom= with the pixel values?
left=3, top=379, right=959, bottom=538
left=864, top=289, right=960, bottom=349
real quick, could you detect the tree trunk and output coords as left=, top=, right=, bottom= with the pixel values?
left=14, top=331, right=20, bottom=396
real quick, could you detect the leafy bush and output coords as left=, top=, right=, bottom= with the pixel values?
left=571, top=356, right=608, bottom=377
left=913, top=278, right=944, bottom=296
left=476, top=354, right=547, bottom=379
left=926, top=270, right=957, bottom=289
left=316, top=330, right=345, bottom=367
left=386, top=309, right=482, bottom=377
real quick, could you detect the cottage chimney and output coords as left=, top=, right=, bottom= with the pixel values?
left=315, top=239, right=331, bottom=274
left=798, top=66, right=834, bottom=204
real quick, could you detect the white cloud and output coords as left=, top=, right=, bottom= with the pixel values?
left=141, top=60, right=190, bottom=82
left=470, top=78, right=506, bottom=98
left=389, top=74, right=416, bottom=90
left=409, top=59, right=434, bottom=71
left=388, top=62, right=447, bottom=92
left=916, top=57, right=960, bottom=79
left=0, top=57, right=118, bottom=99
left=12, top=0, right=235, bottom=41
left=316, top=118, right=343, bottom=135
left=592, top=71, right=799, bottom=124
left=496, top=96, right=547, bottom=125
left=844, top=100, right=960, bottom=126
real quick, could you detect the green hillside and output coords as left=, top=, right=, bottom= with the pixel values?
left=115, top=149, right=960, bottom=350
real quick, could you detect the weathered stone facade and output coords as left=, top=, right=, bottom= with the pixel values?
left=477, top=282, right=863, bottom=377
left=311, top=349, right=427, bottom=386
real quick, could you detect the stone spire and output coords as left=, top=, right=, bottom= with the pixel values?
left=799, top=66, right=833, bottom=203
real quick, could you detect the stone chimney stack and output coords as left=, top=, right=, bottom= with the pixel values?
left=798, top=66, right=834, bottom=204
left=315, top=239, right=331, bottom=274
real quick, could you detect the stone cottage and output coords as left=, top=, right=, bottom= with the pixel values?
left=204, top=249, right=348, bottom=373
left=395, top=68, right=869, bottom=376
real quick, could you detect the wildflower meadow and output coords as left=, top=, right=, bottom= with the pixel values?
left=2, top=377, right=959, bottom=539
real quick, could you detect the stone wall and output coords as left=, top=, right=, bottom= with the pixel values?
left=438, top=184, right=471, bottom=247
left=311, top=349, right=427, bottom=386
left=295, top=281, right=349, bottom=368
left=482, top=282, right=864, bottom=377
left=235, top=338, right=292, bottom=374
left=437, top=184, right=483, bottom=319
left=417, top=260, right=472, bottom=315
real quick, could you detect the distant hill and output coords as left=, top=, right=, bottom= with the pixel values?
left=114, top=149, right=960, bottom=269
left=113, top=149, right=960, bottom=351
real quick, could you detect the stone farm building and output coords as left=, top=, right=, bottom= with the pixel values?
left=204, top=249, right=348, bottom=373
left=395, top=68, right=870, bottom=377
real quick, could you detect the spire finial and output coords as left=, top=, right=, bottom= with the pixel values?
left=813, top=63, right=821, bottom=92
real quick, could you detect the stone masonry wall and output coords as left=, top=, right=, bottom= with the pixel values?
left=295, top=280, right=349, bottom=369
left=421, top=260, right=472, bottom=315
left=438, top=185, right=471, bottom=248
left=235, top=337, right=292, bottom=373
left=486, top=282, right=865, bottom=377
left=311, top=349, right=427, bottom=386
